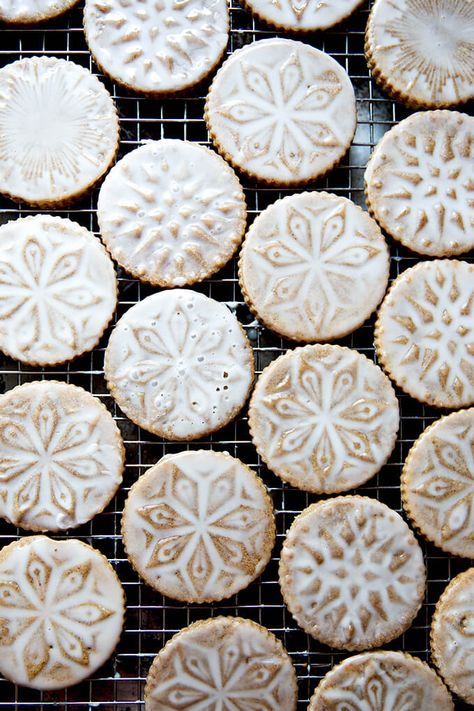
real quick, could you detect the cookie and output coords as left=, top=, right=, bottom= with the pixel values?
left=365, top=0, right=474, bottom=109
left=144, top=616, right=298, bottom=710
left=365, top=111, right=474, bottom=256
left=242, top=0, right=365, bottom=32
left=0, top=57, right=119, bottom=207
left=84, top=0, right=228, bottom=96
left=248, top=345, right=399, bottom=494
left=0, top=215, right=117, bottom=366
left=0, top=535, right=124, bottom=690
left=431, top=568, right=474, bottom=704
left=0, top=381, right=124, bottom=532
left=205, top=38, right=357, bottom=186
left=239, top=191, right=389, bottom=342
left=0, top=0, right=79, bottom=22
left=279, top=496, right=426, bottom=650
left=104, top=289, right=254, bottom=440
left=375, top=260, right=474, bottom=409
left=97, top=140, right=246, bottom=287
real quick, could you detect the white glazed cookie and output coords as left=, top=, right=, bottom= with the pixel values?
left=0, top=381, right=124, bottom=532
left=0, top=536, right=124, bottom=690
left=0, top=57, right=119, bottom=207
left=279, top=496, right=426, bottom=650
left=243, top=0, right=365, bottom=31
left=97, top=140, right=246, bottom=287
left=122, top=450, right=275, bottom=602
left=104, top=290, right=254, bottom=440
left=0, top=0, right=79, bottom=22
left=239, top=192, right=390, bottom=341
left=144, top=616, right=298, bottom=710
left=205, top=38, right=357, bottom=185
left=248, top=345, right=399, bottom=494
left=0, top=215, right=117, bottom=366
left=365, top=111, right=474, bottom=257
left=365, top=0, right=474, bottom=108
left=83, top=0, right=229, bottom=95
left=375, top=260, right=474, bottom=409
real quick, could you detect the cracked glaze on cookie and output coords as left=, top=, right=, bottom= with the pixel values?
left=244, top=0, right=365, bottom=31
left=0, top=0, right=78, bottom=22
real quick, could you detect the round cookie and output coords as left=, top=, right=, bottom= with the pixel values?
left=279, top=496, right=426, bottom=650
left=84, top=0, right=229, bottom=96
left=248, top=345, right=399, bottom=494
left=144, top=616, right=298, bottom=710
left=0, top=381, right=124, bottom=532
left=239, top=191, right=390, bottom=342
left=97, top=140, right=246, bottom=287
left=0, top=57, right=119, bottom=207
left=0, top=0, right=79, bottom=22
left=375, top=260, right=474, bottom=409
left=205, top=38, right=357, bottom=186
left=0, top=535, right=124, bottom=690
left=104, top=289, right=254, bottom=440
left=365, top=0, right=474, bottom=108
left=0, top=215, right=117, bottom=366
left=365, top=111, right=474, bottom=257
left=122, top=450, right=275, bottom=603
left=242, top=0, right=365, bottom=32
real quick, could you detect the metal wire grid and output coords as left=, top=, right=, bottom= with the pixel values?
left=0, top=1, right=472, bottom=709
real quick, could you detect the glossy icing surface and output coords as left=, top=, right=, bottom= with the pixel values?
left=244, top=0, right=364, bottom=31
left=0, top=0, right=78, bottom=22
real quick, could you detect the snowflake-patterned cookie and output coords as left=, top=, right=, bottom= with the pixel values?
left=104, top=289, right=254, bottom=440
left=0, top=215, right=117, bottom=366
left=97, top=140, right=246, bottom=287
left=243, top=0, right=365, bottom=31
left=375, top=260, right=474, bottom=408
left=83, top=0, right=228, bottom=95
left=0, top=0, right=79, bottom=22
left=205, top=38, right=357, bottom=185
left=239, top=192, right=390, bottom=341
left=144, top=616, right=298, bottom=710
left=0, top=535, right=124, bottom=689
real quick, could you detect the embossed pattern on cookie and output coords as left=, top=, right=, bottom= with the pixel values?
left=242, top=0, right=365, bottom=31
left=0, top=0, right=79, bottom=23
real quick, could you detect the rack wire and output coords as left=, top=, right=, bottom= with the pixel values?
left=0, top=1, right=472, bottom=709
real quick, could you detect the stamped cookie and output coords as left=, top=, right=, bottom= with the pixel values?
left=104, top=290, right=254, bottom=440
left=375, top=260, right=474, bottom=409
left=365, top=0, right=474, bottom=108
left=248, top=345, right=399, bottom=494
left=84, top=0, right=228, bottom=95
left=97, top=140, right=246, bottom=287
left=0, top=215, right=117, bottom=366
left=365, top=111, right=474, bottom=256
left=0, top=0, right=79, bottom=22
left=279, top=496, right=426, bottom=650
left=239, top=192, right=389, bottom=341
left=0, top=57, right=119, bottom=207
left=243, top=0, right=365, bottom=32
left=144, top=616, right=298, bottom=710
left=205, top=38, right=357, bottom=185
left=0, top=535, right=124, bottom=690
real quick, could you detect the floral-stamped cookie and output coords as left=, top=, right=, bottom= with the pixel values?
left=243, top=0, right=365, bottom=32
left=0, top=0, right=79, bottom=23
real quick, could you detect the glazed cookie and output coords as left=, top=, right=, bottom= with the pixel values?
left=279, top=496, right=426, bottom=650
left=205, top=38, right=357, bottom=185
left=0, top=57, right=119, bottom=207
left=0, top=215, right=117, bottom=366
left=97, top=140, right=246, bottom=287
left=84, top=0, right=228, bottom=95
left=365, top=0, right=474, bottom=109
left=0, top=535, right=124, bottom=690
left=144, top=616, right=298, bottom=710
left=365, top=111, right=474, bottom=256
left=248, top=345, right=399, bottom=494
left=243, top=0, right=365, bottom=32
left=375, top=260, right=474, bottom=409
left=0, top=0, right=79, bottom=22
left=104, top=290, right=254, bottom=440
left=239, top=192, right=390, bottom=341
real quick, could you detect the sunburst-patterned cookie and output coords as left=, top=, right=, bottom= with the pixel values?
left=242, top=0, right=364, bottom=31
left=0, top=0, right=79, bottom=22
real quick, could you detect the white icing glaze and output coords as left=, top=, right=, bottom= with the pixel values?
left=97, top=140, right=246, bottom=287
left=0, top=57, right=119, bottom=206
left=84, top=0, right=228, bottom=94
left=0, top=536, right=124, bottom=690
left=279, top=496, right=426, bottom=650
left=205, top=38, right=356, bottom=184
left=366, top=111, right=474, bottom=256
left=0, top=215, right=117, bottom=365
left=375, top=260, right=474, bottom=408
left=240, top=192, right=390, bottom=341
left=245, top=0, right=364, bottom=31
left=0, top=0, right=78, bottom=22
left=104, top=289, right=254, bottom=440
left=0, top=381, right=124, bottom=532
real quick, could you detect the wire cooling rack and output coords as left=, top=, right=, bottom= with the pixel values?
left=0, top=1, right=473, bottom=709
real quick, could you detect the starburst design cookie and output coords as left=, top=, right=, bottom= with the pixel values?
left=243, top=0, right=365, bottom=31
left=0, top=0, right=79, bottom=22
